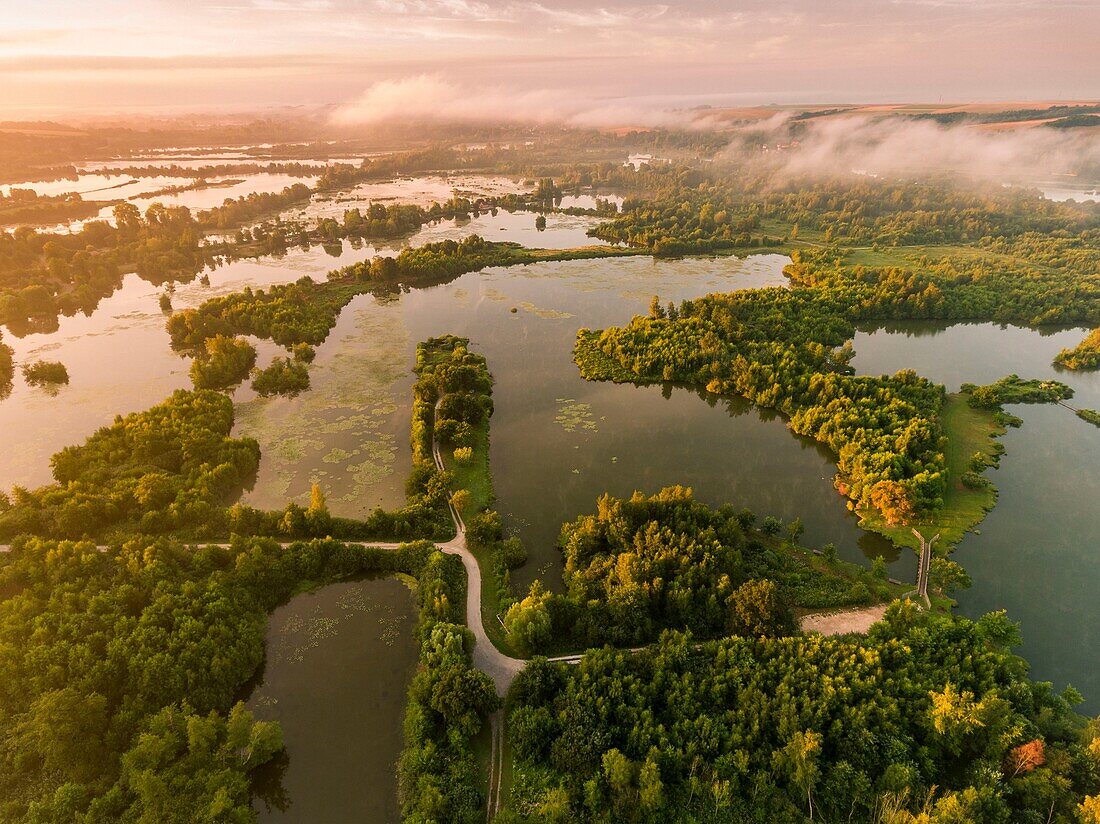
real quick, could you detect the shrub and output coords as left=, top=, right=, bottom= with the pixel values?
left=291, top=342, right=316, bottom=362
left=500, top=536, right=527, bottom=569
left=22, top=360, right=69, bottom=386
left=961, top=471, right=992, bottom=490
left=504, top=582, right=553, bottom=654
left=251, top=357, right=310, bottom=397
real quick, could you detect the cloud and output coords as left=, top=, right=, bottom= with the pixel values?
left=330, top=74, right=699, bottom=128
left=526, top=3, right=670, bottom=28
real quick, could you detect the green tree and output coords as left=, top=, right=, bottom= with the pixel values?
left=727, top=579, right=794, bottom=637
left=773, top=730, right=822, bottom=820
left=504, top=582, right=553, bottom=654
left=787, top=516, right=805, bottom=545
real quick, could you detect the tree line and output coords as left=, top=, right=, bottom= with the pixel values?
left=0, top=532, right=482, bottom=822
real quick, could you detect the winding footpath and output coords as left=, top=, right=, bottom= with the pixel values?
left=431, top=397, right=526, bottom=696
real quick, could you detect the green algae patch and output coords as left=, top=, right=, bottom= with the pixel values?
left=554, top=398, right=598, bottom=433
left=516, top=301, right=574, bottom=320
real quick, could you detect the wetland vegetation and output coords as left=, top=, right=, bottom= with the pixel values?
left=20, top=359, right=68, bottom=387
left=504, top=605, right=1099, bottom=824
left=1, top=119, right=1100, bottom=824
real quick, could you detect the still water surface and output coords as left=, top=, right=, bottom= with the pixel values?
left=852, top=321, right=1100, bottom=711
left=247, top=577, right=419, bottom=823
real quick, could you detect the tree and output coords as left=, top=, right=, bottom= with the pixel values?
left=639, top=755, right=664, bottom=814
left=727, top=579, right=794, bottom=637
left=773, top=730, right=822, bottom=820
left=429, top=664, right=498, bottom=736
left=602, top=749, right=639, bottom=819
left=22, top=360, right=69, bottom=386
left=930, top=557, right=971, bottom=595
left=113, top=201, right=142, bottom=231
left=1082, top=795, right=1100, bottom=824
left=504, top=582, right=553, bottom=654
left=309, top=482, right=327, bottom=514
left=787, top=516, right=805, bottom=545
left=1004, top=740, right=1045, bottom=778
left=304, top=482, right=331, bottom=534
left=870, top=480, right=916, bottom=526
left=929, top=684, right=988, bottom=753
left=450, top=488, right=471, bottom=513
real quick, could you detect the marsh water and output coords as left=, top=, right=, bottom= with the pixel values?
left=246, top=577, right=419, bottom=823
left=229, top=252, right=905, bottom=588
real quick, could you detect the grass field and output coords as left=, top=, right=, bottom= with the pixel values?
left=758, top=217, right=829, bottom=246
left=444, top=416, right=493, bottom=514
left=840, top=242, right=1043, bottom=271
left=859, top=393, right=1004, bottom=551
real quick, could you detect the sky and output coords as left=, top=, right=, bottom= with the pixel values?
left=0, top=0, right=1098, bottom=118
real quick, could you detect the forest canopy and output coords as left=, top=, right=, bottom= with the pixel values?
left=505, top=605, right=1100, bottom=823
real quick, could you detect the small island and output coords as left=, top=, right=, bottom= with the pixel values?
left=21, top=359, right=69, bottom=387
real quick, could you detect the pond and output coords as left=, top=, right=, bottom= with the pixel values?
left=247, top=576, right=419, bottom=823
left=851, top=321, right=1100, bottom=711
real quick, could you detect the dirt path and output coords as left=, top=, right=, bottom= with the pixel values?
left=432, top=398, right=526, bottom=696
left=799, top=604, right=889, bottom=636
left=0, top=541, right=407, bottom=553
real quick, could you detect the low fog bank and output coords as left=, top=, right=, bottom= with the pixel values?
left=331, top=75, right=722, bottom=131
left=333, top=76, right=1100, bottom=186
left=735, top=113, right=1100, bottom=185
